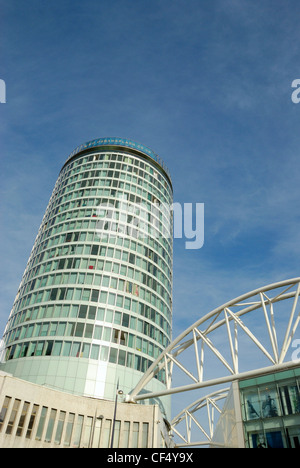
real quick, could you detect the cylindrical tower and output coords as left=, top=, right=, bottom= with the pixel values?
left=0, top=138, right=173, bottom=416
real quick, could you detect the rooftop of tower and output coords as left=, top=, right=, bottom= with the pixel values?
left=64, top=137, right=172, bottom=186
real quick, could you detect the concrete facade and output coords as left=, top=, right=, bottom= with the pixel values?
left=0, top=371, right=173, bottom=448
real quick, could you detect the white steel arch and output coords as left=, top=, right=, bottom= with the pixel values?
left=126, top=278, right=300, bottom=403
left=171, top=388, right=230, bottom=447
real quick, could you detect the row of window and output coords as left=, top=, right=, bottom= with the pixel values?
left=60, top=170, right=170, bottom=210
left=53, top=193, right=171, bottom=233
left=59, top=151, right=172, bottom=199
left=42, top=200, right=172, bottom=256
left=51, top=171, right=172, bottom=215
left=32, top=233, right=171, bottom=280
left=241, top=380, right=300, bottom=421
left=44, top=198, right=171, bottom=246
left=5, top=319, right=166, bottom=352
left=54, top=199, right=172, bottom=244
left=29, top=242, right=170, bottom=290
left=42, top=201, right=172, bottom=261
left=29, top=224, right=172, bottom=289
left=4, top=339, right=166, bottom=383
left=5, top=311, right=169, bottom=353
left=46, top=176, right=170, bottom=235
left=20, top=241, right=171, bottom=313
left=46, top=185, right=173, bottom=244
left=22, top=258, right=170, bottom=304
left=12, top=282, right=171, bottom=329
left=0, top=396, right=150, bottom=447
left=26, top=252, right=171, bottom=305
left=6, top=302, right=170, bottom=348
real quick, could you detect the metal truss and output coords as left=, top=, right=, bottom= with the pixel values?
left=126, top=277, right=300, bottom=406
left=171, top=388, right=230, bottom=447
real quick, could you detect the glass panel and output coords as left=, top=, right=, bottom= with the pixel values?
left=16, top=401, right=30, bottom=437
left=73, top=414, right=84, bottom=447
left=91, top=344, right=100, bottom=360
left=132, top=422, right=139, bottom=448
left=71, top=342, right=81, bottom=357
left=102, top=419, right=112, bottom=448
left=26, top=404, right=39, bottom=439
left=63, top=413, right=75, bottom=447
left=142, top=422, right=149, bottom=448
left=279, top=384, right=300, bottom=415
left=62, top=341, right=72, bottom=356
left=81, top=416, right=93, bottom=448
left=112, top=420, right=121, bottom=448
left=109, top=347, right=118, bottom=363
left=81, top=343, right=90, bottom=358
left=54, top=411, right=66, bottom=445
left=121, top=421, right=130, bottom=448
left=6, top=399, right=21, bottom=435
left=92, top=418, right=102, bottom=448
left=75, top=323, right=84, bottom=337
left=52, top=341, right=62, bottom=356
left=260, top=387, right=280, bottom=418
left=45, top=409, right=57, bottom=442
left=35, top=407, right=48, bottom=441
left=0, top=396, right=11, bottom=432
left=85, top=324, right=94, bottom=338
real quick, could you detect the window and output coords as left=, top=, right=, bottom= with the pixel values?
left=94, top=325, right=103, bottom=340
left=0, top=396, right=11, bottom=432
left=79, top=305, right=88, bottom=318
left=26, top=404, right=39, bottom=439
left=35, top=406, right=48, bottom=441
left=91, top=289, right=99, bottom=302
left=6, top=399, right=21, bottom=435
left=62, top=341, right=72, bottom=356
left=85, top=324, right=94, bottom=338
left=142, top=423, right=149, bottom=448
left=63, top=413, right=75, bottom=447
left=109, top=347, right=118, bottom=363
left=112, top=329, right=119, bottom=344
left=75, top=323, right=84, bottom=337
left=73, top=414, right=84, bottom=447
left=92, top=416, right=102, bottom=448
left=132, top=422, right=139, bottom=448
left=35, top=342, right=44, bottom=356
left=54, top=411, right=66, bottom=445
left=122, top=421, right=130, bottom=448
left=91, top=344, right=100, bottom=360
left=52, top=341, right=62, bottom=356
left=82, top=416, right=93, bottom=448
left=112, top=420, right=121, bottom=448
left=71, top=342, right=81, bottom=357
left=102, top=419, right=112, bottom=448
left=81, top=343, right=90, bottom=358
left=45, top=409, right=57, bottom=442
left=118, top=350, right=126, bottom=366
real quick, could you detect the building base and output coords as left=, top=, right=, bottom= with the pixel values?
left=0, top=371, right=173, bottom=448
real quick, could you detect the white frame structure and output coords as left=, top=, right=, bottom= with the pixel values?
left=171, top=387, right=230, bottom=447
left=126, top=278, right=300, bottom=446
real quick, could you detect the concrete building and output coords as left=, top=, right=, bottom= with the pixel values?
left=0, top=371, right=173, bottom=448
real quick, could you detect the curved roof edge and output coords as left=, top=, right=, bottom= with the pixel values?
left=65, top=137, right=172, bottom=184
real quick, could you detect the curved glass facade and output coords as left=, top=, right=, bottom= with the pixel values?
left=0, top=139, right=173, bottom=415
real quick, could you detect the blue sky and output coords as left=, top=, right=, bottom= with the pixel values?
left=1, top=0, right=300, bottom=383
